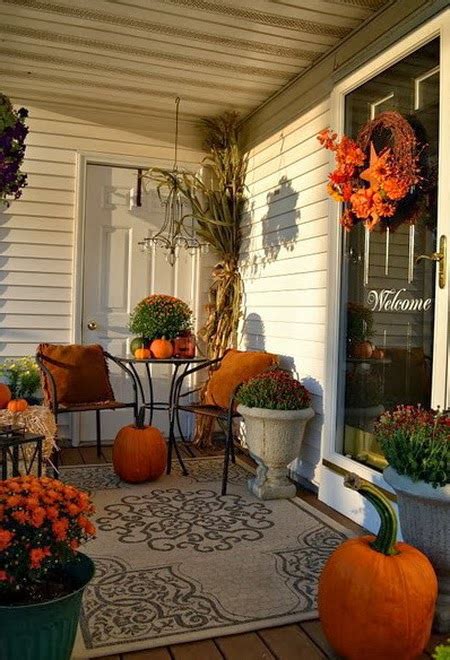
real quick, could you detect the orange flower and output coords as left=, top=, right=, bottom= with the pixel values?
left=45, top=490, right=60, bottom=503
left=67, top=503, right=81, bottom=516
left=25, top=496, right=40, bottom=509
left=341, top=182, right=353, bottom=203
left=31, top=507, right=46, bottom=528
left=70, top=539, right=80, bottom=551
left=317, top=128, right=338, bottom=151
left=29, top=547, right=51, bottom=569
left=85, top=521, right=96, bottom=536
left=52, top=518, right=69, bottom=541
left=5, top=482, right=21, bottom=493
left=12, top=509, right=28, bottom=524
left=6, top=495, right=22, bottom=508
left=0, top=529, right=14, bottom=551
left=46, top=506, right=59, bottom=521
left=382, top=177, right=409, bottom=200
left=350, top=187, right=374, bottom=219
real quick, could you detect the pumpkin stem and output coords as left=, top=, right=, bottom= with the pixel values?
left=344, top=473, right=399, bottom=556
left=136, top=407, right=146, bottom=429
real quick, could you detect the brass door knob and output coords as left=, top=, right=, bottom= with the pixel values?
left=87, top=320, right=98, bottom=331
left=416, top=235, right=447, bottom=289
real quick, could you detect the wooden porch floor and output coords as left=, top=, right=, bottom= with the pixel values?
left=60, top=443, right=444, bottom=660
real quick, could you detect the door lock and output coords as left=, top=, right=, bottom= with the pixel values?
left=416, top=235, right=447, bottom=289
left=87, top=320, right=98, bottom=331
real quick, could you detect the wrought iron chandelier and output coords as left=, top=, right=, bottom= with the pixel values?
left=138, top=97, right=207, bottom=266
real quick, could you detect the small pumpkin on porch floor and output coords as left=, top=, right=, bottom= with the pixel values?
left=318, top=474, right=437, bottom=660
left=112, top=408, right=167, bottom=483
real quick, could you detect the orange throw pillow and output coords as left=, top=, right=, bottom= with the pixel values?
left=38, top=344, right=115, bottom=405
left=206, top=349, right=278, bottom=408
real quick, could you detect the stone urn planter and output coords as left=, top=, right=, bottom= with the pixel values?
left=238, top=404, right=314, bottom=500
left=384, top=466, right=450, bottom=633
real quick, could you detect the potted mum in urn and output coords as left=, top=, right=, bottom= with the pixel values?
left=374, top=405, right=450, bottom=633
left=236, top=368, right=314, bottom=500
left=0, top=475, right=96, bottom=660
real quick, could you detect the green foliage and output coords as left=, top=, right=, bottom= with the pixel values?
left=129, top=294, right=192, bottom=340
left=347, top=302, right=374, bottom=343
left=236, top=368, right=311, bottom=411
left=0, top=94, right=29, bottom=204
left=0, top=357, right=41, bottom=400
left=433, top=641, right=450, bottom=660
left=374, top=406, right=450, bottom=487
left=345, top=371, right=383, bottom=408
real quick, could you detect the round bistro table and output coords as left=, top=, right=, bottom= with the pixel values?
left=114, top=355, right=209, bottom=456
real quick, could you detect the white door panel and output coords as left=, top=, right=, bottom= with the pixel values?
left=79, top=164, right=196, bottom=444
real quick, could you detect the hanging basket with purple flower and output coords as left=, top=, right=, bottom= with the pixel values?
left=0, top=94, right=29, bottom=206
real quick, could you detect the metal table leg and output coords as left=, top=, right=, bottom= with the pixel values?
left=145, top=362, right=154, bottom=425
left=172, top=363, right=195, bottom=457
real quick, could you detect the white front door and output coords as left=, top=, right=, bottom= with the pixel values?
left=320, top=16, right=450, bottom=531
left=79, top=163, right=197, bottom=444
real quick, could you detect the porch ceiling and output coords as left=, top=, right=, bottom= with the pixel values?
left=0, top=0, right=389, bottom=126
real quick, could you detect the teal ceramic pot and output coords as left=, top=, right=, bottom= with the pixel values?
left=0, top=552, right=95, bottom=660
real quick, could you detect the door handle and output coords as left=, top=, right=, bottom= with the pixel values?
left=416, top=235, right=447, bottom=289
left=87, top=320, right=98, bottom=331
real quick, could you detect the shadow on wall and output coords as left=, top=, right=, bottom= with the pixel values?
left=242, top=312, right=266, bottom=351
left=241, top=175, right=300, bottom=275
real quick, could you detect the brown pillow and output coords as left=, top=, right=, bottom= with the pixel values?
left=205, top=349, right=278, bottom=408
left=38, top=344, right=115, bottom=405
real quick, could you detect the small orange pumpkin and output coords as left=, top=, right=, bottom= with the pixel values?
left=318, top=474, right=437, bottom=660
left=150, top=338, right=173, bottom=359
left=351, top=340, right=374, bottom=359
left=113, top=408, right=167, bottom=483
left=134, top=347, right=151, bottom=359
left=0, top=384, right=12, bottom=409
left=7, top=399, right=28, bottom=413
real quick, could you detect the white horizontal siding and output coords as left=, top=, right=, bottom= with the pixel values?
left=0, top=102, right=204, bottom=359
left=239, top=99, right=330, bottom=488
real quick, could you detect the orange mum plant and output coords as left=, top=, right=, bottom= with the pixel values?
left=0, top=475, right=95, bottom=604
left=318, top=111, right=423, bottom=231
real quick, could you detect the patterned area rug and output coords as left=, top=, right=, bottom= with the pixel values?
left=64, top=458, right=351, bottom=658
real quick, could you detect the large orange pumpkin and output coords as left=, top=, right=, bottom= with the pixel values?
left=0, top=384, right=12, bottom=409
left=7, top=399, right=28, bottom=413
left=113, top=409, right=167, bottom=483
left=318, top=474, right=437, bottom=660
left=150, top=338, right=173, bottom=359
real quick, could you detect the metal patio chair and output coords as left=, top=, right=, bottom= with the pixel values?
left=36, top=344, right=138, bottom=467
left=167, top=350, right=277, bottom=495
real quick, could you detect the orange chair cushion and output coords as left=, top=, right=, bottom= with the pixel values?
left=205, top=349, right=278, bottom=408
left=38, top=343, right=115, bottom=406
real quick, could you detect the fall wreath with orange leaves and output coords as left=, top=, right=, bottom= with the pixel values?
left=318, top=111, right=426, bottom=231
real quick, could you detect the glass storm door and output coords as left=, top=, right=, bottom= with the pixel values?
left=336, top=37, right=447, bottom=470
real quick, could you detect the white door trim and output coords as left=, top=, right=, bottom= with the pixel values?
left=321, top=10, right=450, bottom=494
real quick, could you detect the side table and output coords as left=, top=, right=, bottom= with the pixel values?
left=0, top=426, right=45, bottom=478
